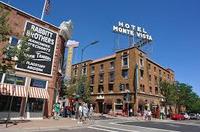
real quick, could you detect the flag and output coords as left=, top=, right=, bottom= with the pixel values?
left=44, top=0, right=51, bottom=15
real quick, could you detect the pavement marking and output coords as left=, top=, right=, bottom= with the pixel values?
left=94, top=125, right=139, bottom=132
left=166, top=124, right=180, bottom=127
left=109, top=122, right=181, bottom=132
left=88, top=126, right=119, bottom=132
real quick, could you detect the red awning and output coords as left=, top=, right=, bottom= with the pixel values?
left=0, top=83, right=27, bottom=97
left=28, top=87, right=49, bottom=99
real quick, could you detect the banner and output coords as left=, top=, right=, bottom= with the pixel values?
left=17, top=21, right=57, bottom=76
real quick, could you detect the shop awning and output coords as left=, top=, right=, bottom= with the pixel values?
left=28, top=87, right=49, bottom=99
left=0, top=83, right=27, bottom=97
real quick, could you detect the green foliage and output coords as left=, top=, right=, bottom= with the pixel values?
left=63, top=75, right=91, bottom=103
left=0, top=4, right=10, bottom=42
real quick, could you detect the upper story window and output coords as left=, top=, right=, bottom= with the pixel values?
left=155, top=87, right=159, bottom=94
left=90, top=75, right=95, bottom=84
left=154, top=66, right=156, bottom=72
left=140, top=84, right=145, bottom=92
left=122, top=55, right=129, bottom=67
left=9, top=36, right=19, bottom=46
left=109, top=84, right=113, bottom=92
left=98, top=85, right=104, bottom=93
left=140, top=58, right=144, bottom=67
left=100, top=64, right=104, bottom=71
left=82, top=66, right=87, bottom=75
left=74, top=68, right=78, bottom=76
left=99, top=73, right=104, bottom=83
left=91, top=65, right=95, bottom=74
left=122, top=69, right=128, bottom=79
left=167, top=74, right=170, bottom=80
left=154, top=76, right=158, bottom=84
left=149, top=86, right=152, bottom=94
left=90, top=86, right=94, bottom=93
left=109, top=72, right=115, bottom=82
left=30, top=78, right=47, bottom=89
left=159, top=69, right=162, bottom=77
left=119, top=84, right=125, bottom=91
left=4, top=74, right=26, bottom=86
left=148, top=63, right=151, bottom=70
left=110, top=61, right=115, bottom=69
left=140, top=69, right=144, bottom=79
left=149, top=75, right=152, bottom=81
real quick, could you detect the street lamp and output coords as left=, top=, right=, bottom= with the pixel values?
left=125, top=89, right=130, bottom=117
left=80, top=40, right=99, bottom=63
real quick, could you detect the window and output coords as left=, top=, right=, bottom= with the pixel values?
left=109, top=72, right=115, bottom=82
left=122, top=55, right=129, bottom=67
left=99, top=73, right=104, bottom=83
left=98, top=85, right=104, bottom=93
left=167, top=74, right=170, bottom=80
left=126, top=83, right=129, bottom=90
left=82, top=66, right=87, bottom=75
left=110, top=61, right=115, bottom=69
left=140, top=84, right=145, bottom=92
left=90, top=75, right=94, bottom=84
left=122, top=69, right=128, bottom=79
left=109, top=84, right=113, bottom=92
left=140, top=69, right=144, bottom=78
left=148, top=63, right=151, bottom=70
left=149, top=86, right=152, bottom=94
left=90, top=86, right=94, bottom=93
left=154, top=76, right=158, bottom=85
left=30, top=78, right=47, bottom=88
left=9, top=36, right=19, bottom=46
left=27, top=98, right=44, bottom=113
left=4, top=74, right=26, bottom=86
left=100, top=64, right=104, bottom=71
left=154, top=66, right=156, bottom=72
left=74, top=68, right=78, bottom=76
left=155, top=87, right=159, bottom=94
left=0, top=72, right=3, bottom=82
left=91, top=66, right=95, bottom=74
left=119, top=84, right=125, bottom=91
left=140, top=58, right=144, bottom=67
left=0, top=96, right=22, bottom=112
left=149, top=75, right=151, bottom=81
left=159, top=69, right=162, bottom=77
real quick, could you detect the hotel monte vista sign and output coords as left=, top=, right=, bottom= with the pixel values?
left=112, top=21, right=153, bottom=41
left=17, top=21, right=57, bottom=76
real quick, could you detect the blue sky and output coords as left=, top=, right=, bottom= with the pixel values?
left=1, top=0, right=200, bottom=96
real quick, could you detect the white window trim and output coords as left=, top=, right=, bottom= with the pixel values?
left=121, top=55, right=129, bottom=68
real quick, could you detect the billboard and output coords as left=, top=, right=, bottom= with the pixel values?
left=17, top=21, right=57, bottom=76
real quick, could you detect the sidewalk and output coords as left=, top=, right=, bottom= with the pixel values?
left=0, top=118, right=83, bottom=132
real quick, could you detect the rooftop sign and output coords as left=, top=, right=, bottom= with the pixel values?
left=113, top=21, right=153, bottom=41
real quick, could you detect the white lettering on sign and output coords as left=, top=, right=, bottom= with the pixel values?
left=112, top=21, right=153, bottom=41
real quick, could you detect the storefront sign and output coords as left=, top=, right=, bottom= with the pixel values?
left=113, top=21, right=153, bottom=41
left=17, top=21, right=57, bottom=76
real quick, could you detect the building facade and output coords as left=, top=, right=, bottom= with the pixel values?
left=72, top=47, right=174, bottom=116
left=0, top=2, right=66, bottom=119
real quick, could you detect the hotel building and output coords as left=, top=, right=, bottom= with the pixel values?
left=72, top=47, right=174, bottom=115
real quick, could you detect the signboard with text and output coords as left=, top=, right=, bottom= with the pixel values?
left=17, top=21, right=57, bottom=76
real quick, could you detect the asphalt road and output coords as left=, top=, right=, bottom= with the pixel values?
left=119, top=121, right=200, bottom=132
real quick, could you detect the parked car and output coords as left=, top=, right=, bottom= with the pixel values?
left=180, top=112, right=190, bottom=120
left=189, top=113, right=198, bottom=120
left=171, top=114, right=185, bottom=120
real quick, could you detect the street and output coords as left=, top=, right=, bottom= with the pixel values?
left=37, top=118, right=200, bottom=132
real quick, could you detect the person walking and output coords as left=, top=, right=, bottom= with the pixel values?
left=78, top=102, right=83, bottom=124
left=82, top=103, right=89, bottom=123
left=54, top=102, right=60, bottom=120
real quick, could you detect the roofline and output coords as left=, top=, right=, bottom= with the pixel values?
left=146, top=58, right=172, bottom=73
left=116, top=46, right=147, bottom=55
left=0, top=1, right=60, bottom=30
left=72, top=60, right=93, bottom=66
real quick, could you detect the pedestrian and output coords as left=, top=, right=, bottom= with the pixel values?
left=82, top=103, right=89, bottom=123
left=147, top=110, right=152, bottom=120
left=89, top=104, right=94, bottom=117
left=130, top=108, right=133, bottom=117
left=54, top=102, right=60, bottom=120
left=78, top=102, right=83, bottom=123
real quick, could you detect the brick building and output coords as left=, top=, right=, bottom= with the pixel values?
left=0, top=2, right=68, bottom=119
left=72, top=47, right=174, bottom=116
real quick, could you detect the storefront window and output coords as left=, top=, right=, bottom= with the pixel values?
left=4, top=74, right=26, bottom=85
left=30, top=78, right=47, bottom=88
left=0, top=96, right=22, bottom=112
left=27, top=98, right=44, bottom=112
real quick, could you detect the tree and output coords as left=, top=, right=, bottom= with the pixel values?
left=0, top=4, right=10, bottom=42
left=63, top=75, right=91, bottom=103
left=159, top=80, right=177, bottom=115
left=0, top=5, right=30, bottom=73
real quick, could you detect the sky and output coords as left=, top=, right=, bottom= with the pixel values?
left=1, top=0, right=200, bottom=96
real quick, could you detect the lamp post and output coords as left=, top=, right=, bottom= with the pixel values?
left=80, top=40, right=99, bottom=63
